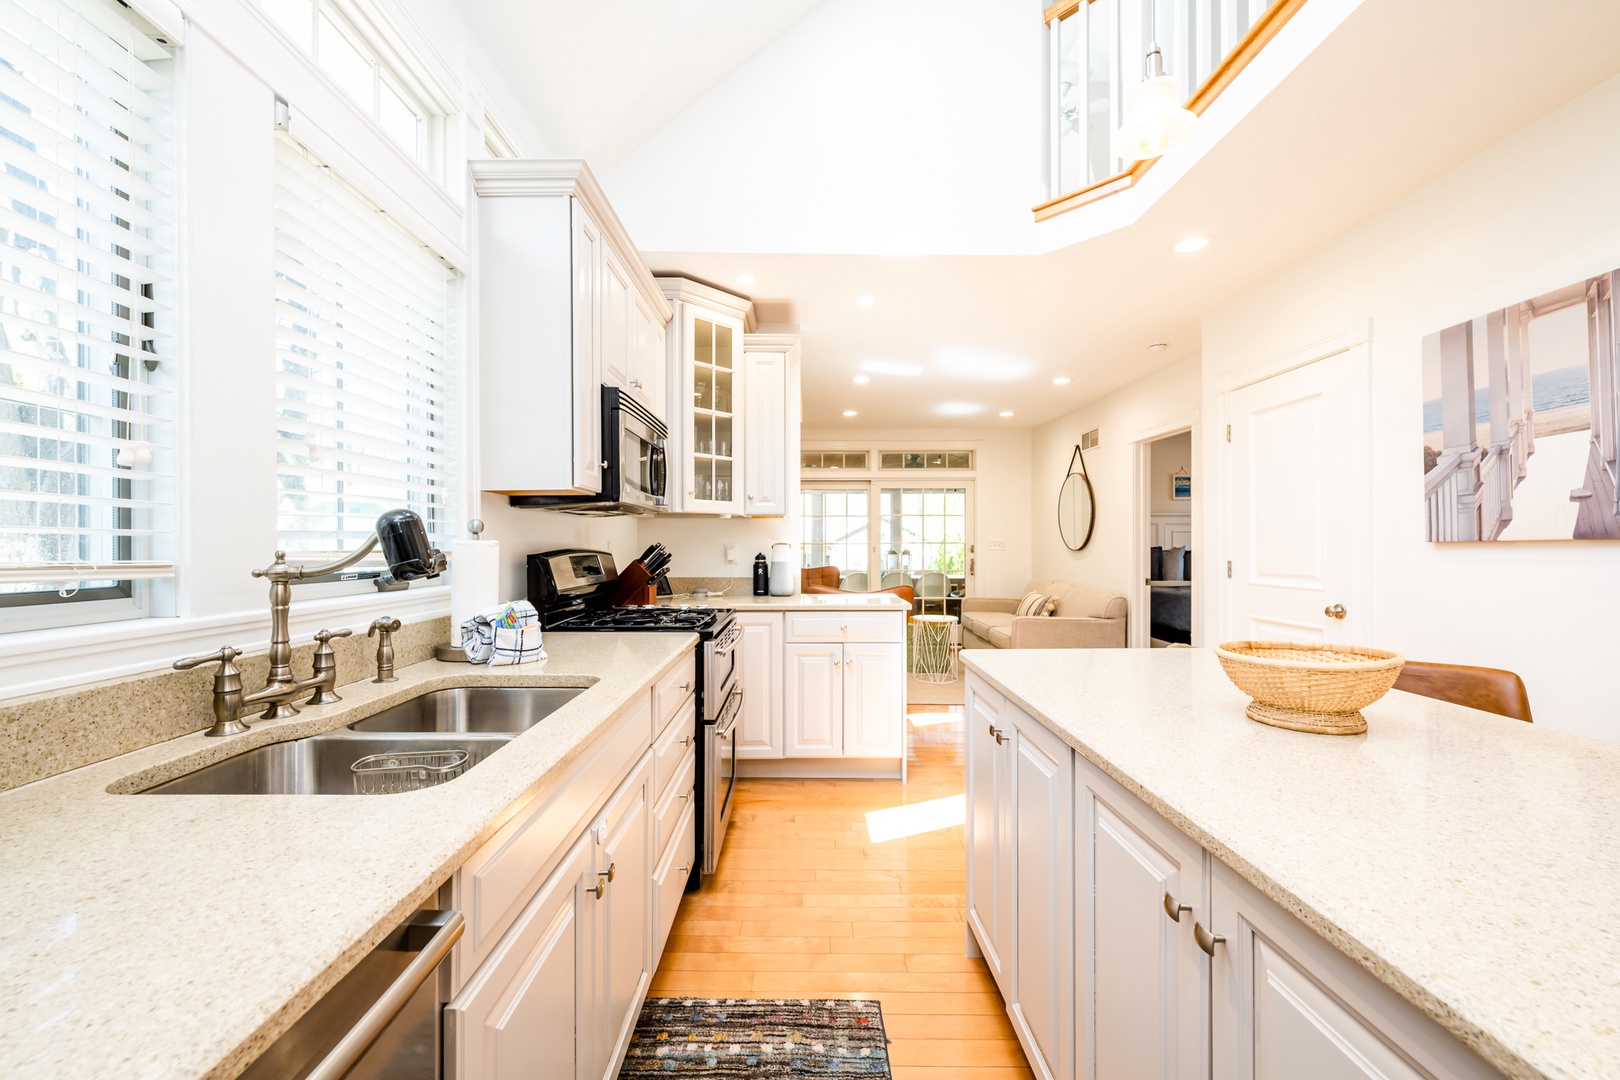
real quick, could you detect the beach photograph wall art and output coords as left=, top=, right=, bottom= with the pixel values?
left=1422, top=267, right=1620, bottom=541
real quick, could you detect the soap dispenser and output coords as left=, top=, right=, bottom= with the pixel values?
left=752, top=552, right=770, bottom=596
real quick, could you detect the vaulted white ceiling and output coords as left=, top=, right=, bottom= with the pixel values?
left=454, top=0, right=825, bottom=166
left=461, top=0, right=1620, bottom=429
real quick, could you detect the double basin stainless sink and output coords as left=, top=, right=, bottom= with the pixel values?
left=141, top=686, right=586, bottom=796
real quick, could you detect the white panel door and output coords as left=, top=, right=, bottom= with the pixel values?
left=570, top=198, right=603, bottom=493
left=842, top=642, right=904, bottom=757
left=744, top=348, right=789, bottom=516
left=783, top=642, right=843, bottom=756
left=1081, top=785, right=1207, bottom=1080
left=1225, top=346, right=1368, bottom=644
left=448, top=834, right=595, bottom=1080
left=594, top=755, right=652, bottom=1080
left=601, top=246, right=631, bottom=391
left=1011, top=712, right=1073, bottom=1080
left=734, top=612, right=784, bottom=759
left=630, top=293, right=664, bottom=417
left=966, top=679, right=1012, bottom=992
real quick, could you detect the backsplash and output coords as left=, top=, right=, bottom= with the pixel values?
left=0, top=616, right=450, bottom=793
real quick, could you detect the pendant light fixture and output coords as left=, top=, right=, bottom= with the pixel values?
left=1113, top=6, right=1197, bottom=164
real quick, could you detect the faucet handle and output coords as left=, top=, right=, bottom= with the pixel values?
left=174, top=647, right=249, bottom=737
left=174, top=646, right=242, bottom=673
left=369, top=618, right=401, bottom=683
left=306, top=629, right=352, bottom=707
left=314, top=628, right=353, bottom=645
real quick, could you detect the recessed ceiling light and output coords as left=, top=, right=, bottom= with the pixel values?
left=855, top=295, right=875, bottom=308
left=1052, top=376, right=1072, bottom=385
left=1147, top=342, right=1169, bottom=352
left=852, top=375, right=870, bottom=384
left=735, top=273, right=755, bottom=286
left=1173, top=235, right=1210, bottom=254
left=999, top=410, right=1014, bottom=417
left=843, top=409, right=858, bottom=417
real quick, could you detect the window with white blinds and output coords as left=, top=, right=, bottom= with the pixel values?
left=0, top=0, right=175, bottom=607
left=273, top=133, right=457, bottom=560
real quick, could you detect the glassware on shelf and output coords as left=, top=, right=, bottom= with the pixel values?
left=713, top=369, right=731, bottom=413
left=715, top=416, right=732, bottom=458
left=715, top=459, right=732, bottom=503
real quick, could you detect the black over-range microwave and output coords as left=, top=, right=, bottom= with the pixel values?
left=508, top=386, right=667, bottom=515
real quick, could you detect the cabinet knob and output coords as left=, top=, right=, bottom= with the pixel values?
left=1194, top=921, right=1225, bottom=957
left=1162, top=891, right=1191, bottom=923
left=682, top=735, right=694, bottom=747
left=585, top=880, right=605, bottom=900
left=840, top=623, right=849, bottom=632
left=989, top=723, right=1005, bottom=745
left=678, top=788, right=693, bottom=802
left=1324, top=603, right=1346, bottom=620
left=600, top=862, right=617, bottom=884
left=679, top=682, right=693, bottom=693
left=677, top=865, right=692, bottom=875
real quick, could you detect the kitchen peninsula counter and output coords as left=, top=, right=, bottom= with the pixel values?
left=963, top=646, right=1620, bottom=1080
left=0, top=632, right=695, bottom=1080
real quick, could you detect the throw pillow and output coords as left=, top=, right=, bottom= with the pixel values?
left=1162, top=546, right=1187, bottom=581
left=1150, top=546, right=1164, bottom=580
left=1015, top=591, right=1052, bottom=617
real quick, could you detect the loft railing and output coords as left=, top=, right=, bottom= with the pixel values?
left=1038, top=0, right=1308, bottom=221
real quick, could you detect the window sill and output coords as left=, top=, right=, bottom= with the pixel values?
left=0, top=584, right=451, bottom=703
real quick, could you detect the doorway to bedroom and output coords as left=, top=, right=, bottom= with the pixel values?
left=1140, top=428, right=1195, bottom=647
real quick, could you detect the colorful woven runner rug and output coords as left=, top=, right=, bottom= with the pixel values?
left=618, top=997, right=891, bottom=1076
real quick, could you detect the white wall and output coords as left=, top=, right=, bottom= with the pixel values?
left=635, top=515, right=800, bottom=583
left=1200, top=73, right=1620, bottom=741
left=1031, top=355, right=1201, bottom=606
left=600, top=0, right=1042, bottom=257
left=798, top=427, right=1034, bottom=598
left=1149, top=432, right=1194, bottom=516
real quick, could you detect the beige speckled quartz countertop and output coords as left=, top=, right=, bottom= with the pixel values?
left=0, top=631, right=694, bottom=1080
left=657, top=592, right=910, bottom=612
left=963, top=647, right=1620, bottom=1080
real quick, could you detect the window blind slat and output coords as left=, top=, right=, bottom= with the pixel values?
left=0, top=7, right=174, bottom=127
left=0, top=452, right=169, bottom=482
left=0, top=347, right=171, bottom=399
left=273, top=133, right=456, bottom=556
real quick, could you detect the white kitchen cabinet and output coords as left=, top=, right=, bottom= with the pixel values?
left=472, top=161, right=671, bottom=496
left=630, top=292, right=666, bottom=417
left=448, top=833, right=595, bottom=1080
left=592, top=754, right=653, bottom=1080
left=966, top=680, right=1013, bottom=991
left=735, top=612, right=784, bottom=759
left=1210, top=861, right=1500, bottom=1080
left=659, top=276, right=753, bottom=515
left=1076, top=751, right=1207, bottom=1080
left=843, top=642, right=905, bottom=757
left=784, top=641, right=843, bottom=756
left=1012, top=713, right=1073, bottom=1080
left=742, top=334, right=798, bottom=517
left=783, top=639, right=905, bottom=760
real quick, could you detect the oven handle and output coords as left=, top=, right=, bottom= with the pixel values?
left=305, top=910, right=464, bottom=1080
left=716, top=688, right=743, bottom=737
left=711, top=623, right=743, bottom=657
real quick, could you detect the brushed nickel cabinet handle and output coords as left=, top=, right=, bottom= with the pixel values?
left=1163, top=891, right=1191, bottom=923
left=1194, top=922, right=1225, bottom=957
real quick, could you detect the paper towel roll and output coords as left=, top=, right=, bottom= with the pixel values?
left=450, top=539, right=501, bottom=647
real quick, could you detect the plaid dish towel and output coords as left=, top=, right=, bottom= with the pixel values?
left=489, top=623, right=546, bottom=666
left=462, top=600, right=543, bottom=664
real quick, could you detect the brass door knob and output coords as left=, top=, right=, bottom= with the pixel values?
left=1324, top=604, right=1346, bottom=620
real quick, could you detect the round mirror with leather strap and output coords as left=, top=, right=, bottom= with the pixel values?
left=1058, top=443, right=1096, bottom=552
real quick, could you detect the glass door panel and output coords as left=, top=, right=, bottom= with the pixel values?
left=801, top=488, right=870, bottom=585
left=880, top=486, right=970, bottom=613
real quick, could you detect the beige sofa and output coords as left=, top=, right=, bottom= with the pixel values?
left=961, top=580, right=1127, bottom=649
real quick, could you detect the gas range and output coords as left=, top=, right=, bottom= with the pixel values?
left=552, top=604, right=726, bottom=634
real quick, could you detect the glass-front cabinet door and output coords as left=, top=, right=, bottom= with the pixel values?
left=661, top=276, right=751, bottom=514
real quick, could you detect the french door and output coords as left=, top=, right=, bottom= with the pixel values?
left=800, top=482, right=975, bottom=598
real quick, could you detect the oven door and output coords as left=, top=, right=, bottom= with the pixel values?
left=703, top=687, right=742, bottom=876
left=703, top=621, right=742, bottom=720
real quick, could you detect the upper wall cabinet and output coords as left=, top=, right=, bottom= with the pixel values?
left=472, top=161, right=671, bottom=495
left=658, top=276, right=754, bottom=515
left=742, top=333, right=799, bottom=518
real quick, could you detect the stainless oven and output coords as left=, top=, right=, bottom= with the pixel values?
left=703, top=686, right=742, bottom=876
left=702, top=620, right=742, bottom=721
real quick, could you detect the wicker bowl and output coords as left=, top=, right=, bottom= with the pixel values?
left=1215, top=641, right=1405, bottom=735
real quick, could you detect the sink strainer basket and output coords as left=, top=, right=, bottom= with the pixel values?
left=351, top=748, right=471, bottom=794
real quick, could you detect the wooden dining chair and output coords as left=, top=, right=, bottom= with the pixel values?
left=1392, top=661, right=1533, bottom=723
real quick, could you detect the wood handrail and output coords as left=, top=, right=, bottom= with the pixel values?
left=1035, top=0, right=1310, bottom=221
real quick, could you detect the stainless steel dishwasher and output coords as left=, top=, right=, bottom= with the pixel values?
left=239, top=906, right=463, bottom=1080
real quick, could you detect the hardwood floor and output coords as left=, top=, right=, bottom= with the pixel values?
left=650, top=705, right=1034, bottom=1079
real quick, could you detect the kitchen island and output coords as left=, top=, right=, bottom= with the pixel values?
left=963, top=646, right=1620, bottom=1080
left=0, top=632, right=695, bottom=1080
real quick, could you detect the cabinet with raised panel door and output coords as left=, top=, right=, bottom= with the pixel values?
left=742, top=334, right=798, bottom=517
left=734, top=612, right=784, bottom=759
left=783, top=640, right=905, bottom=759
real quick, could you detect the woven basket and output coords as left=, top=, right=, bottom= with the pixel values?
left=1216, top=641, right=1405, bottom=735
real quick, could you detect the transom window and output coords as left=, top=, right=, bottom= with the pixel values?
left=879, top=451, right=973, bottom=470
left=801, top=451, right=869, bottom=470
